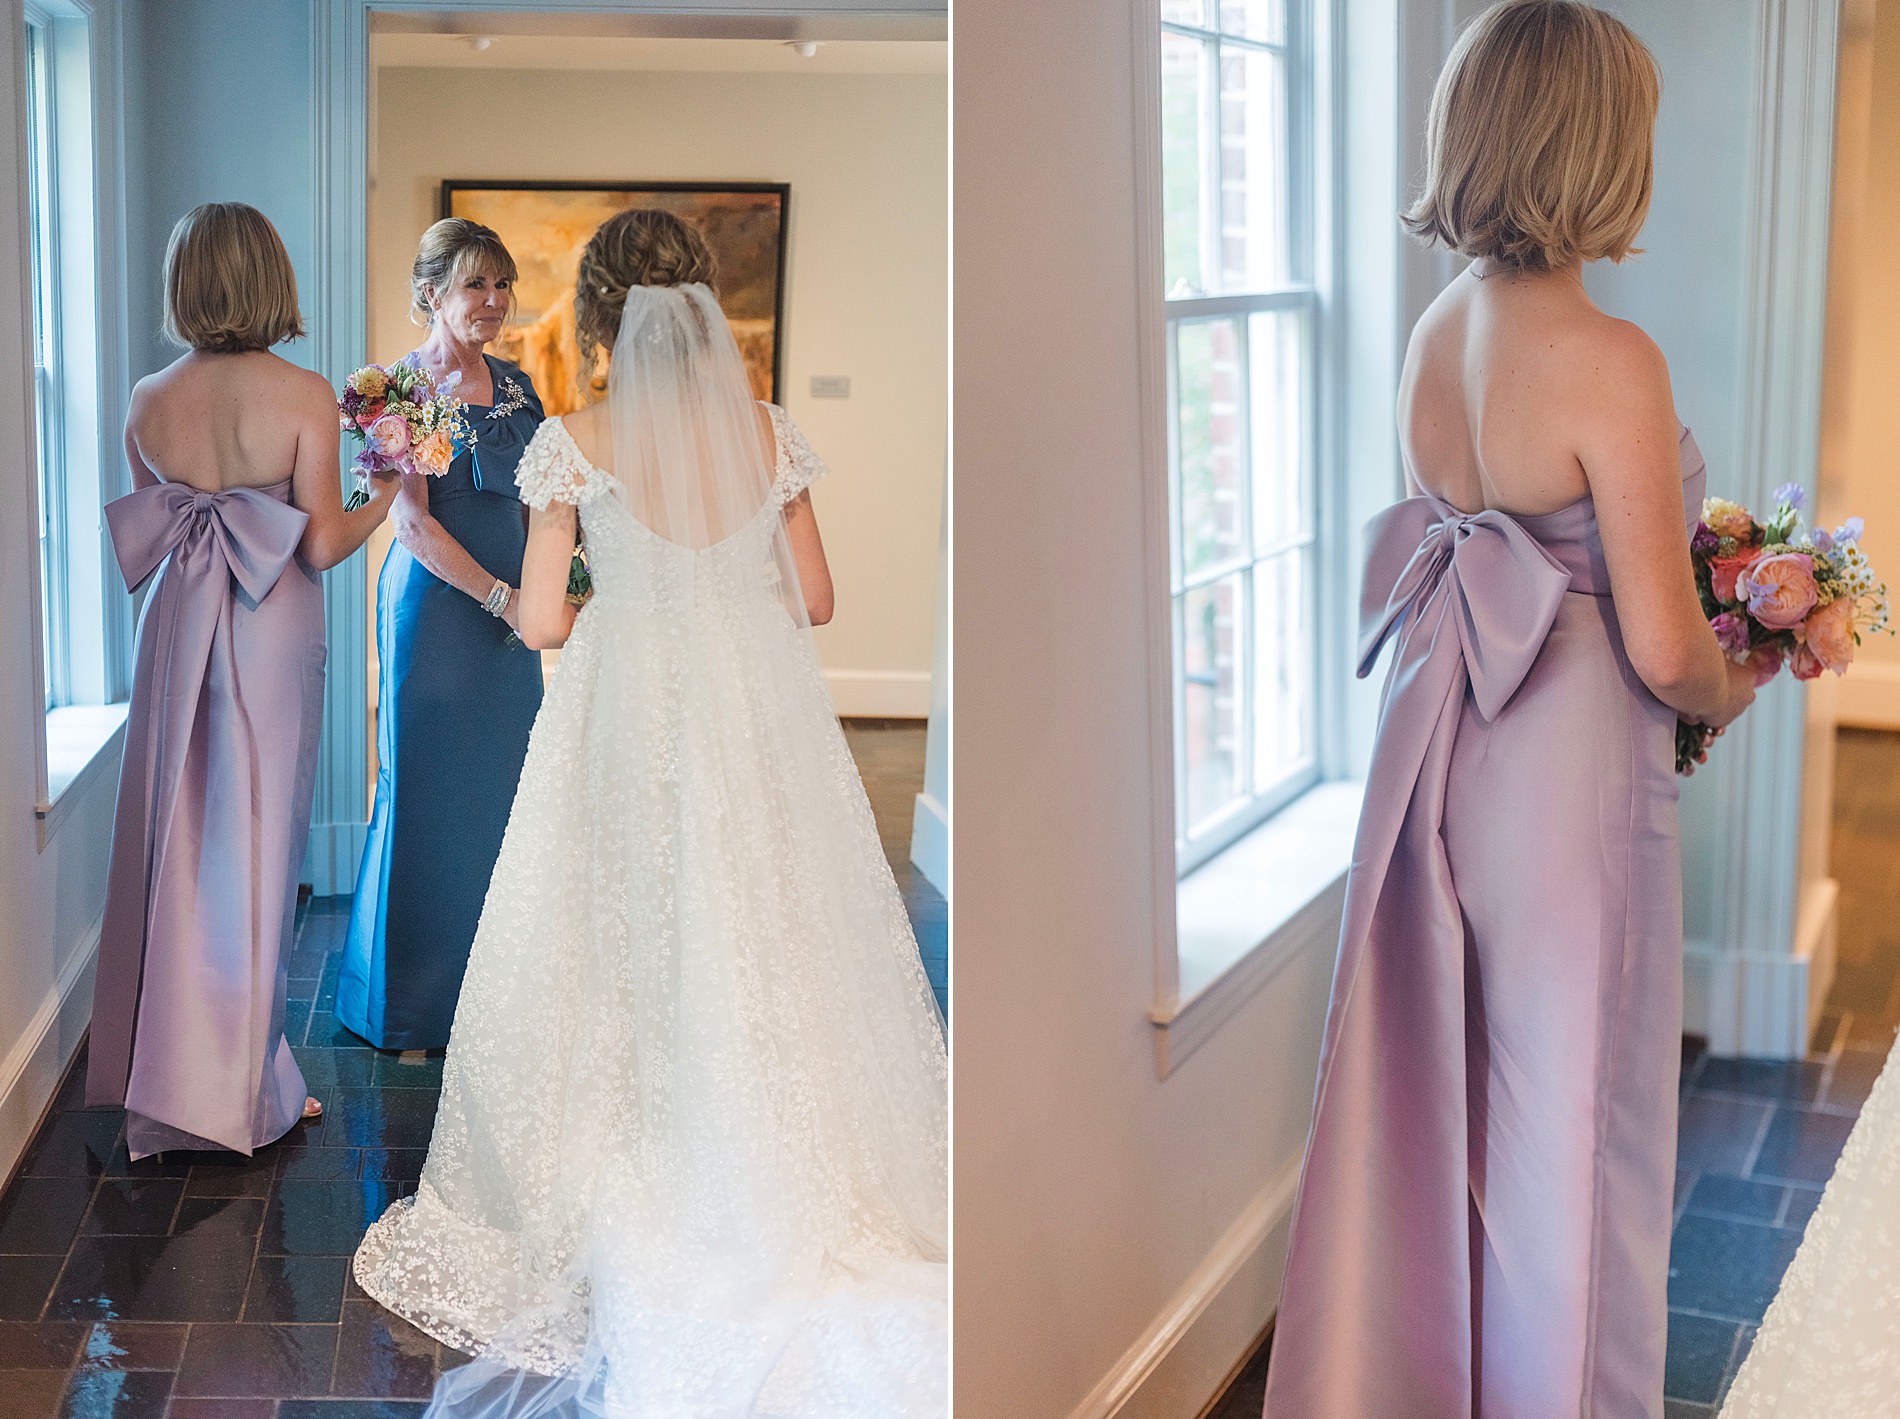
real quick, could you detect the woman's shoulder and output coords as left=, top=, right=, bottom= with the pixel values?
left=517, top=414, right=609, bottom=510
left=141, top=350, right=331, bottom=412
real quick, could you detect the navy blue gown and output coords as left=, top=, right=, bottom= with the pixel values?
left=340, top=355, right=546, bottom=1049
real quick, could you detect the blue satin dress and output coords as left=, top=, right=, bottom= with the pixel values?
left=339, top=355, right=546, bottom=1049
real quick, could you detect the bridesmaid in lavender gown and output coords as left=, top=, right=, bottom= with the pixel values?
left=1263, top=7, right=1758, bottom=1417
left=87, top=203, right=396, bottom=1158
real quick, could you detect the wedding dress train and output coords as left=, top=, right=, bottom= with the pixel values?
left=1719, top=1045, right=1900, bottom=1417
left=353, top=284, right=948, bottom=1418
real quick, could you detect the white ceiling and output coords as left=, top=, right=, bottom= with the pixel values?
left=370, top=34, right=946, bottom=74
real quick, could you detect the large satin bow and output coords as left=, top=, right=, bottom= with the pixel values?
left=1356, top=497, right=1572, bottom=722
left=105, top=482, right=309, bottom=602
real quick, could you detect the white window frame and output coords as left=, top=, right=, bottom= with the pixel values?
left=24, top=0, right=130, bottom=847
left=1136, top=0, right=1392, bottom=1077
left=26, top=14, right=67, bottom=712
left=1161, top=3, right=1324, bottom=878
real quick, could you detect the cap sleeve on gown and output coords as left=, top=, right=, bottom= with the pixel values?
left=764, top=403, right=829, bottom=507
left=515, top=417, right=616, bottom=511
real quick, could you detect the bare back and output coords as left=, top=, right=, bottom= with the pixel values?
left=1394, top=261, right=1751, bottom=729
left=127, top=350, right=333, bottom=493
left=1398, top=265, right=1664, bottom=517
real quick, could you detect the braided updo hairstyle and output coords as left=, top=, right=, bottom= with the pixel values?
left=573, top=208, right=720, bottom=377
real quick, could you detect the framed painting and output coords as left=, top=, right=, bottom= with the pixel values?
left=441, top=180, right=790, bottom=415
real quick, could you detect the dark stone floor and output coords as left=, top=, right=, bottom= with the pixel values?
left=0, top=722, right=944, bottom=1418
left=1212, top=727, right=1900, bottom=1419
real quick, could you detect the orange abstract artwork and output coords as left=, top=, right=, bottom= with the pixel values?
left=445, top=183, right=787, bottom=416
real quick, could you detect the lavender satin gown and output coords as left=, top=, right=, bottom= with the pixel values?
left=1262, top=429, right=1707, bottom=1419
left=87, top=478, right=324, bottom=1159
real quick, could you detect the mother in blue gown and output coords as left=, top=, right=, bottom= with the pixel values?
left=340, top=219, right=546, bottom=1050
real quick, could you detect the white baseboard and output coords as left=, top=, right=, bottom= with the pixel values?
left=1685, top=877, right=1839, bottom=1058
left=303, top=820, right=368, bottom=897
left=910, top=791, right=948, bottom=896
left=0, top=915, right=101, bottom=1182
left=1837, top=661, right=1900, bottom=730
left=1066, top=1161, right=1301, bottom=1419
left=826, top=670, right=932, bottom=719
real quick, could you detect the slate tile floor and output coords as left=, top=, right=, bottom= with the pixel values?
left=0, top=721, right=945, bottom=1417
left=1210, top=728, right=1900, bottom=1419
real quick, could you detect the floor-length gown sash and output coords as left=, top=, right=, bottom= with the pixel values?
left=88, top=481, right=309, bottom=1155
left=1263, top=498, right=1571, bottom=1419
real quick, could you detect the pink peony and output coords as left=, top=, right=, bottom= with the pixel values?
left=1711, top=552, right=1761, bottom=604
left=1797, top=596, right=1856, bottom=675
left=1745, top=645, right=1785, bottom=687
left=367, top=413, right=411, bottom=458
left=1788, top=642, right=1824, bottom=681
left=1738, top=552, right=1819, bottom=629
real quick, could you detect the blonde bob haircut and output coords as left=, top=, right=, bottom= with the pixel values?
left=163, top=203, right=305, bottom=353
left=410, top=218, right=519, bottom=327
left=1403, top=0, right=1660, bottom=272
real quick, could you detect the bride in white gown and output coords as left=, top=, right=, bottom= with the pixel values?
left=1719, top=1046, right=1900, bottom=1417
left=353, top=210, right=948, bottom=1419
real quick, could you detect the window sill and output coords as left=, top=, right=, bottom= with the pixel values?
left=38, top=704, right=129, bottom=850
left=1151, top=780, right=1363, bottom=1076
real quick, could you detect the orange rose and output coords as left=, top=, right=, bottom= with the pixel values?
left=413, top=429, right=454, bottom=476
left=1711, top=552, right=1762, bottom=604
left=1797, top=595, right=1856, bottom=675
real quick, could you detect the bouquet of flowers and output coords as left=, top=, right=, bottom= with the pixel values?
left=336, top=363, right=473, bottom=509
left=1678, top=483, right=1890, bottom=773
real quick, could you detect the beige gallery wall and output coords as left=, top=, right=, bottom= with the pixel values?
left=366, top=58, right=946, bottom=716
left=1829, top=0, right=1900, bottom=724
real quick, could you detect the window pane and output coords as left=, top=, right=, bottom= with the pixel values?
left=1253, top=549, right=1312, bottom=791
left=1183, top=575, right=1245, bottom=829
left=1176, top=318, right=1247, bottom=575
left=1219, top=44, right=1288, bottom=292
left=1248, top=308, right=1306, bottom=553
left=1161, top=32, right=1210, bottom=298
left=1161, top=0, right=1206, bottom=23
left=1218, top=0, right=1285, bottom=43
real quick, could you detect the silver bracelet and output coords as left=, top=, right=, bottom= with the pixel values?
left=483, top=579, right=511, bottom=617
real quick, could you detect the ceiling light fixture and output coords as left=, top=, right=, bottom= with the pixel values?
left=785, top=40, right=821, bottom=57
left=464, top=35, right=494, bottom=51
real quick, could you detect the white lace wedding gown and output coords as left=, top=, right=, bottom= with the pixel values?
left=1719, top=1044, right=1900, bottom=1417
left=353, top=394, right=948, bottom=1418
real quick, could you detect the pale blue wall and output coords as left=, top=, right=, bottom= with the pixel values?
left=122, top=0, right=316, bottom=383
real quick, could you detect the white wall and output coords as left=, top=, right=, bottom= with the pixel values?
left=368, top=63, right=947, bottom=714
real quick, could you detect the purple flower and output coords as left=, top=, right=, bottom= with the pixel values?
left=1812, top=526, right=1834, bottom=555
left=1835, top=516, right=1865, bottom=545
left=341, top=386, right=363, bottom=411
left=1690, top=521, right=1719, bottom=559
left=1774, top=481, right=1806, bottom=511
left=1711, top=610, right=1751, bottom=657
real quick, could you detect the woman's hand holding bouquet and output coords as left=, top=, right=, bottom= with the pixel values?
left=1677, top=483, right=1889, bottom=774
left=336, top=363, right=474, bottom=510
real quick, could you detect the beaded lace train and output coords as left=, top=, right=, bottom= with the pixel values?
left=353, top=403, right=948, bottom=1419
left=1719, top=1041, right=1900, bottom=1417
